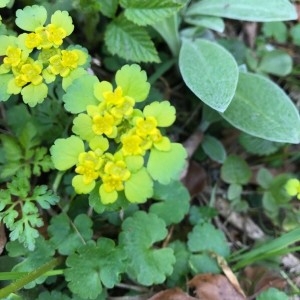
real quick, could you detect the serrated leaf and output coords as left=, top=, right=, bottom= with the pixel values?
left=121, top=0, right=182, bottom=26
left=189, top=253, right=220, bottom=274
left=147, top=143, right=187, bottom=184
left=21, top=83, right=48, bottom=107
left=63, top=75, right=99, bottom=114
left=188, top=222, right=230, bottom=257
left=186, top=0, right=297, bottom=22
left=167, top=241, right=190, bottom=285
left=179, top=39, right=238, bottom=112
left=65, top=238, right=125, bottom=299
left=115, top=64, right=150, bottom=101
left=48, top=213, right=93, bottom=255
left=0, top=0, right=10, bottom=8
left=50, top=136, right=84, bottom=171
left=201, top=135, right=226, bottom=163
left=15, top=5, right=47, bottom=31
left=6, top=237, right=55, bottom=288
left=150, top=181, right=190, bottom=225
left=222, top=72, right=300, bottom=143
left=124, top=168, right=153, bottom=203
left=105, top=16, right=160, bottom=63
left=100, top=0, right=118, bottom=18
left=0, top=134, right=22, bottom=162
left=33, top=186, right=59, bottom=209
left=239, top=132, right=284, bottom=156
left=119, top=211, right=175, bottom=285
left=221, top=155, right=252, bottom=185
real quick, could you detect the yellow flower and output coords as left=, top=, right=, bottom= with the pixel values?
left=121, top=134, right=144, bottom=156
left=286, top=178, right=300, bottom=199
left=75, top=151, right=102, bottom=185
left=102, top=174, right=124, bottom=193
left=104, top=86, right=125, bottom=106
left=25, top=32, right=42, bottom=49
left=14, top=60, right=43, bottom=87
left=92, top=112, right=117, bottom=138
left=104, top=160, right=131, bottom=181
left=3, top=46, right=22, bottom=67
left=136, top=116, right=158, bottom=137
left=46, top=24, right=66, bottom=46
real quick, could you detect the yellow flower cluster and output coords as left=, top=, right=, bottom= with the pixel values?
left=51, top=64, right=184, bottom=205
left=0, top=5, right=89, bottom=106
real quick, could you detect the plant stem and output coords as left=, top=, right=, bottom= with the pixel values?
left=0, top=257, right=62, bottom=298
left=52, top=171, right=65, bottom=193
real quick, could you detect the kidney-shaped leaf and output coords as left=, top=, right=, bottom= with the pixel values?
left=222, top=72, right=300, bottom=144
left=186, top=0, right=297, bottom=22
left=179, top=39, right=238, bottom=112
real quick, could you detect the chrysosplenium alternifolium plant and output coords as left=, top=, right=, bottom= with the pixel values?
left=0, top=4, right=187, bottom=206
left=0, top=5, right=89, bottom=106
left=50, top=64, right=187, bottom=205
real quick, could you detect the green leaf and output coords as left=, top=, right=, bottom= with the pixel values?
left=262, top=22, right=288, bottom=43
left=0, top=0, right=10, bottom=8
left=124, top=168, right=153, bottom=203
left=151, top=14, right=181, bottom=57
left=31, top=186, right=59, bottom=209
left=186, top=0, right=297, bottom=22
left=227, top=183, right=242, bottom=201
left=184, top=15, right=225, bottom=33
left=100, top=0, right=118, bottom=18
left=221, top=155, right=252, bottom=185
left=201, top=135, right=226, bottom=163
left=63, top=75, right=99, bottom=113
left=143, top=101, right=176, bottom=127
left=6, top=237, right=55, bottom=288
left=0, top=135, right=22, bottom=162
left=179, top=39, right=238, bottom=112
left=37, top=291, right=71, bottom=300
left=65, top=238, right=125, bottom=299
left=290, top=24, right=300, bottom=46
left=50, top=136, right=84, bottom=171
left=258, top=50, right=292, bottom=76
left=239, top=132, right=284, bottom=156
left=115, top=64, right=150, bottom=101
left=189, top=253, right=220, bottom=274
left=119, top=211, right=175, bottom=285
left=21, top=83, right=48, bottom=107
left=121, top=0, right=182, bottom=26
left=147, top=143, right=187, bottom=184
left=257, top=288, right=289, bottom=300
left=188, top=222, right=230, bottom=257
left=256, top=168, right=273, bottom=189
left=104, top=16, right=160, bottom=63
left=222, top=72, right=300, bottom=143
left=167, top=241, right=190, bottom=285
left=48, top=213, right=93, bottom=255
left=0, top=74, right=12, bottom=102
left=15, top=5, right=47, bottom=31
left=150, top=180, right=190, bottom=225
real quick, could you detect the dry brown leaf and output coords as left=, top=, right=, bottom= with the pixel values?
left=0, top=222, right=7, bottom=255
left=216, top=255, right=246, bottom=298
left=181, top=161, right=207, bottom=197
left=240, top=266, right=286, bottom=297
left=188, top=274, right=246, bottom=300
left=148, top=288, right=197, bottom=300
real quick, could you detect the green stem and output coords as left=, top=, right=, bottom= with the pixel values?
left=0, top=257, right=62, bottom=298
left=0, top=269, right=64, bottom=281
left=52, top=171, right=65, bottom=193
